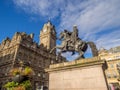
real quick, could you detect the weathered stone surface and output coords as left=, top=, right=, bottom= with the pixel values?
left=46, top=57, right=108, bottom=90
left=0, top=21, right=67, bottom=90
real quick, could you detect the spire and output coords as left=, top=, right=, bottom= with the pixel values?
left=73, top=25, right=77, bottom=27
left=73, top=25, right=78, bottom=30
left=47, top=19, right=52, bottom=26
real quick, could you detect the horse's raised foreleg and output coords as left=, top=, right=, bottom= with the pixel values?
left=50, top=47, right=56, bottom=53
left=75, top=51, right=84, bottom=60
left=50, top=45, right=64, bottom=53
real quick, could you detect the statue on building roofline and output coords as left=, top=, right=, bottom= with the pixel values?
left=50, top=26, right=98, bottom=60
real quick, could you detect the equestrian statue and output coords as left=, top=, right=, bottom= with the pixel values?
left=50, top=26, right=98, bottom=60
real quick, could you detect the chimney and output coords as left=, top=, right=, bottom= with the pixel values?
left=30, top=33, right=34, bottom=39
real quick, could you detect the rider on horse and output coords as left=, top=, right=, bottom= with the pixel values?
left=60, top=30, right=72, bottom=50
left=50, top=26, right=98, bottom=60
left=63, top=26, right=80, bottom=51
left=59, top=26, right=80, bottom=55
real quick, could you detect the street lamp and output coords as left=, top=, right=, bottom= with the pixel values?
left=116, top=64, right=120, bottom=81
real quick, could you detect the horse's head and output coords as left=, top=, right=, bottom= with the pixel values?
left=59, top=31, right=65, bottom=39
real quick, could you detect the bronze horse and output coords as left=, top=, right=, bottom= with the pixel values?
left=50, top=30, right=98, bottom=60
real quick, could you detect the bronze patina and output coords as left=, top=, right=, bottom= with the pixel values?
left=50, top=26, right=98, bottom=60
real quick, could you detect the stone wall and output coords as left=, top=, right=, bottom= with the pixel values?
left=0, top=31, right=67, bottom=89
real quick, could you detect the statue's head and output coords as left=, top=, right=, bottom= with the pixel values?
left=64, top=29, right=68, bottom=33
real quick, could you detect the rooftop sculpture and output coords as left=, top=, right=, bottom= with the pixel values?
left=50, top=26, right=98, bottom=60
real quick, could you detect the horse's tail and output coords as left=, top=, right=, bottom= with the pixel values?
left=87, top=41, right=98, bottom=57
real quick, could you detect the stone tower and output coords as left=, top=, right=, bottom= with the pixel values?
left=39, top=21, right=56, bottom=50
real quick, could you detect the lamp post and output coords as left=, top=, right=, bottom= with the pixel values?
left=117, top=64, right=120, bottom=81
left=116, top=64, right=120, bottom=90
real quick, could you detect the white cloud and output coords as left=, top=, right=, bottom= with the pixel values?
left=96, top=29, right=120, bottom=49
left=63, top=0, right=120, bottom=52
left=12, top=0, right=120, bottom=59
left=13, top=0, right=65, bottom=18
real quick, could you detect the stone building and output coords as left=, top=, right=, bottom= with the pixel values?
left=0, top=21, right=66, bottom=89
left=99, top=46, right=120, bottom=89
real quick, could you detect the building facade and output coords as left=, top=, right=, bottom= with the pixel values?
left=0, top=21, right=66, bottom=90
left=99, top=47, right=120, bottom=89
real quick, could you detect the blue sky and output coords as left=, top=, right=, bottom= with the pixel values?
left=0, top=0, right=120, bottom=60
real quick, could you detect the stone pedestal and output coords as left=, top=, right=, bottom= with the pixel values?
left=45, top=57, right=108, bottom=90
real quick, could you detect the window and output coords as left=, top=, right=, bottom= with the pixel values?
left=110, top=64, right=114, bottom=68
left=106, top=73, right=111, bottom=78
left=43, top=73, right=45, bottom=78
left=113, top=72, right=117, bottom=78
left=38, top=73, right=41, bottom=77
left=116, top=63, right=120, bottom=67
left=115, top=56, right=120, bottom=59
left=10, top=54, right=14, bottom=59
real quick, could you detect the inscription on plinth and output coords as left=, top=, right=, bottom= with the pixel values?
left=46, top=57, right=108, bottom=90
